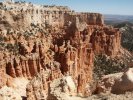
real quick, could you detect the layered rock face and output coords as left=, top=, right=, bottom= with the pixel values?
left=90, top=26, right=121, bottom=56
left=0, top=30, right=54, bottom=87
left=0, top=1, right=123, bottom=99
left=0, top=2, right=104, bottom=30
left=27, top=68, right=62, bottom=100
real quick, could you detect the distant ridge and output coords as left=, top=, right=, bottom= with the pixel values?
left=104, top=14, right=133, bottom=25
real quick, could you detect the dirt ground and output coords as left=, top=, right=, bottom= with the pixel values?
left=87, top=92, right=133, bottom=100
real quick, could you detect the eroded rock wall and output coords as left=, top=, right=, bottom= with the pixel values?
left=89, top=26, right=121, bottom=56
left=0, top=2, right=104, bottom=30
left=0, top=1, right=123, bottom=99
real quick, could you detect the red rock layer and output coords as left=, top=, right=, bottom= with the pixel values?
left=26, top=64, right=62, bottom=100
left=89, top=26, right=121, bottom=56
left=0, top=2, right=122, bottom=98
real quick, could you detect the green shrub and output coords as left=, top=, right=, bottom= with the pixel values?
left=94, top=54, right=127, bottom=79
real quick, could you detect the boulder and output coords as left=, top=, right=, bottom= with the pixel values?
left=97, top=68, right=133, bottom=94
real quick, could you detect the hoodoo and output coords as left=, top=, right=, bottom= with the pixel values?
left=0, top=1, right=125, bottom=100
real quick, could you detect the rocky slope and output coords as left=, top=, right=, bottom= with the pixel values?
left=87, top=68, right=133, bottom=100
left=114, top=22, right=133, bottom=52
left=0, top=1, right=131, bottom=100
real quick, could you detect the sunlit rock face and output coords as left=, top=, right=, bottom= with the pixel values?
left=90, top=26, right=121, bottom=56
left=0, top=1, right=123, bottom=99
left=0, top=2, right=104, bottom=30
